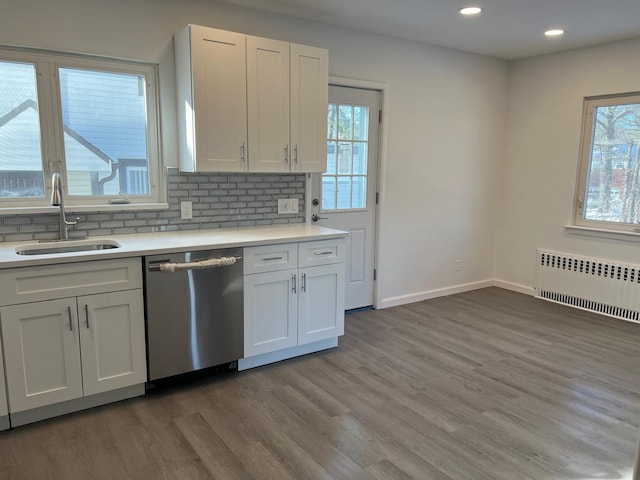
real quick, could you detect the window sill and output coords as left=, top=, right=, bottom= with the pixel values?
left=0, top=203, right=169, bottom=216
left=564, top=225, right=640, bottom=243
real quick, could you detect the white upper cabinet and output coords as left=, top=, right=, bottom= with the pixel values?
left=290, top=44, right=329, bottom=173
left=247, top=37, right=290, bottom=173
left=176, top=26, right=248, bottom=172
left=175, top=25, right=328, bottom=173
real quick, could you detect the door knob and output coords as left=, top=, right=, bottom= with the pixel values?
left=312, top=198, right=319, bottom=206
left=312, top=214, right=328, bottom=222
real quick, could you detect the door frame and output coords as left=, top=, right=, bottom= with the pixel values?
left=305, top=76, right=390, bottom=310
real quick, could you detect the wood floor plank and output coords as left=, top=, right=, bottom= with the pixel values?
left=1, top=287, right=639, bottom=479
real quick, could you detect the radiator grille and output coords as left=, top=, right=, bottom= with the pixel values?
left=535, top=250, right=640, bottom=323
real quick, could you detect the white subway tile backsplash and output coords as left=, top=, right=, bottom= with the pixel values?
left=0, top=170, right=305, bottom=242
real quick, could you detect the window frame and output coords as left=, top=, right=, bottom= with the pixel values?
left=0, top=46, right=164, bottom=212
left=574, top=92, right=640, bottom=233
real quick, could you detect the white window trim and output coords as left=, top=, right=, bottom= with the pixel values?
left=573, top=92, right=640, bottom=233
left=0, top=46, right=165, bottom=212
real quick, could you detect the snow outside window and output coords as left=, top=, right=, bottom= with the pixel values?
left=574, top=93, right=640, bottom=232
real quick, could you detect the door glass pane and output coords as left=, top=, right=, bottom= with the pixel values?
left=352, top=176, right=367, bottom=209
left=322, top=177, right=336, bottom=210
left=326, top=141, right=337, bottom=174
left=354, top=106, right=369, bottom=141
left=337, top=176, right=351, bottom=209
left=0, top=61, right=45, bottom=198
left=338, top=142, right=352, bottom=174
left=338, top=105, right=352, bottom=140
left=59, top=67, right=150, bottom=197
left=327, top=104, right=337, bottom=140
left=353, top=142, right=368, bottom=175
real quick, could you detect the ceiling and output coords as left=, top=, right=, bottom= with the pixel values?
left=217, top=0, right=640, bottom=60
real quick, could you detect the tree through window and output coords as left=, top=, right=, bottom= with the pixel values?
left=575, top=93, right=640, bottom=230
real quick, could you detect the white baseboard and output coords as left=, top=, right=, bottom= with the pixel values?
left=377, top=279, right=494, bottom=309
left=492, top=279, right=535, bottom=296
left=377, top=278, right=536, bottom=309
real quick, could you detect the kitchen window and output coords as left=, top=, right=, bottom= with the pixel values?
left=574, top=93, right=640, bottom=232
left=0, top=47, right=162, bottom=211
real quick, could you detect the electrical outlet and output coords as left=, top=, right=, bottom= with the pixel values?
left=180, top=201, right=193, bottom=220
left=278, top=198, right=299, bottom=214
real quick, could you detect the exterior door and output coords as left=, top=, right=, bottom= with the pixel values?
left=310, top=86, right=380, bottom=310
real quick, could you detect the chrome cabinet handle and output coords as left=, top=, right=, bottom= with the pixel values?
left=241, top=142, right=246, bottom=162
left=292, top=274, right=297, bottom=293
left=294, top=144, right=298, bottom=164
left=263, top=256, right=283, bottom=261
left=284, top=145, right=289, bottom=164
left=84, top=304, right=90, bottom=329
left=67, top=306, right=73, bottom=331
left=314, top=251, right=333, bottom=256
left=302, top=273, right=306, bottom=292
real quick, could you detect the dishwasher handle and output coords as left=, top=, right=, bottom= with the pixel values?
left=148, top=256, right=242, bottom=272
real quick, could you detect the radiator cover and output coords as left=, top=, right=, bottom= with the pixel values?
left=535, top=249, right=640, bottom=323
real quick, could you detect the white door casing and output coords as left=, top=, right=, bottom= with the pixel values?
left=311, top=86, right=380, bottom=310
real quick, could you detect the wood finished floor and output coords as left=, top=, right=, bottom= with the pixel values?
left=1, top=287, right=640, bottom=479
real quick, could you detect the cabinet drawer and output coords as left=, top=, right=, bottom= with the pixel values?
left=299, top=238, right=346, bottom=267
left=0, top=258, right=142, bottom=306
left=244, top=243, right=298, bottom=274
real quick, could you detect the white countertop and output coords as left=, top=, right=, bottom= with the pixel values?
left=0, top=224, right=348, bottom=269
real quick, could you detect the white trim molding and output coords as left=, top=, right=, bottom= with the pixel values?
left=377, top=278, right=535, bottom=310
left=378, top=279, right=495, bottom=309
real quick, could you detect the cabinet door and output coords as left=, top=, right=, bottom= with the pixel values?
left=189, top=26, right=248, bottom=172
left=290, top=44, right=328, bottom=173
left=0, top=299, right=83, bottom=412
left=298, top=264, right=345, bottom=345
left=244, top=269, right=298, bottom=357
left=78, top=290, right=147, bottom=396
left=247, top=36, right=290, bottom=172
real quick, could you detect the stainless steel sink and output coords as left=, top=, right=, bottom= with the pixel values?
left=15, top=239, right=121, bottom=256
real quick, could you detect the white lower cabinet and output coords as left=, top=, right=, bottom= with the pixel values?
left=244, top=269, right=298, bottom=357
left=243, top=239, right=345, bottom=361
left=1, top=290, right=146, bottom=413
left=298, top=264, right=345, bottom=345
left=0, top=258, right=146, bottom=424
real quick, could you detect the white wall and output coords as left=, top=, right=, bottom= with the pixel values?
left=0, top=0, right=508, bottom=307
left=495, top=38, right=640, bottom=290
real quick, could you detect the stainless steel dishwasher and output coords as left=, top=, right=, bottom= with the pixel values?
left=144, top=248, right=243, bottom=381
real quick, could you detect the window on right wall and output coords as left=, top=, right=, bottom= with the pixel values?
left=575, top=93, right=640, bottom=232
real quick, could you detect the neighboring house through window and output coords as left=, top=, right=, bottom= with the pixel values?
left=0, top=47, right=162, bottom=210
left=575, top=92, right=640, bottom=232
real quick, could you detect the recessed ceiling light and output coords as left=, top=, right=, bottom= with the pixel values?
left=544, top=29, right=565, bottom=37
left=459, top=6, right=482, bottom=16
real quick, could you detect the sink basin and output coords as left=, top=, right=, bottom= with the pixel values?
left=15, top=239, right=121, bottom=256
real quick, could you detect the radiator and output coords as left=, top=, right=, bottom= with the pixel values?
left=535, top=249, right=640, bottom=323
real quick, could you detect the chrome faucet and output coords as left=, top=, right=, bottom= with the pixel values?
left=51, top=173, right=78, bottom=240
